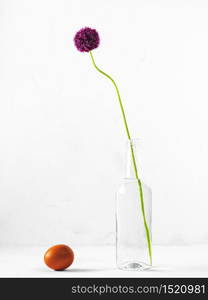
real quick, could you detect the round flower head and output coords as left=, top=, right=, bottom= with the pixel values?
left=74, top=27, right=100, bottom=52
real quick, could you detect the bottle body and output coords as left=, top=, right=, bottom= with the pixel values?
left=116, top=139, right=152, bottom=271
left=116, top=179, right=152, bottom=270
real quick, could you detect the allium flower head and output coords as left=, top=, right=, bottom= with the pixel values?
left=74, top=27, right=100, bottom=52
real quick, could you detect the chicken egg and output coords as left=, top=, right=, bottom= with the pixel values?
left=44, top=244, right=74, bottom=271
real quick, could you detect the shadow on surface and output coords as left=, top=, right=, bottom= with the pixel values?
left=65, top=268, right=114, bottom=272
left=33, top=267, right=115, bottom=273
left=143, top=266, right=171, bottom=273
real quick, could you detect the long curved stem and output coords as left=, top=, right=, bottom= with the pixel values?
left=89, top=51, right=152, bottom=265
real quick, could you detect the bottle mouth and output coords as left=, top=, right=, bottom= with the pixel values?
left=126, top=138, right=140, bottom=146
left=125, top=138, right=140, bottom=179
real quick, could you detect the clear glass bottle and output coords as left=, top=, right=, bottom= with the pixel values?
left=116, top=139, right=152, bottom=271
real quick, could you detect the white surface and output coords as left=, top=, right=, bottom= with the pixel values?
left=0, top=245, right=208, bottom=278
left=1, top=0, right=208, bottom=247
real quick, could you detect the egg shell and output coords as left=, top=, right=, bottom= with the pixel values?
left=44, top=244, right=74, bottom=271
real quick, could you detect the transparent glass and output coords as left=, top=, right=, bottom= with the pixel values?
left=116, top=140, right=152, bottom=271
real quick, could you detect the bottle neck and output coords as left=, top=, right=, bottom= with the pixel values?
left=125, top=139, right=140, bottom=179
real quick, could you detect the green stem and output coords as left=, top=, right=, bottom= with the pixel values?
left=89, top=51, right=152, bottom=265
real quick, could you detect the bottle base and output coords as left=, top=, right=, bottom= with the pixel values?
left=117, top=261, right=151, bottom=271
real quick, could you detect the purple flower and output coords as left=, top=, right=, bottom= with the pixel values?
left=74, top=27, right=100, bottom=52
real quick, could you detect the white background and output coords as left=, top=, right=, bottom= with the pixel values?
left=0, top=0, right=208, bottom=248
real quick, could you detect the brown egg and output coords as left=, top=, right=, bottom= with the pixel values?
left=44, top=244, right=74, bottom=271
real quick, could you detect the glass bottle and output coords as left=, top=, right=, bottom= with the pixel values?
left=116, top=139, right=152, bottom=270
